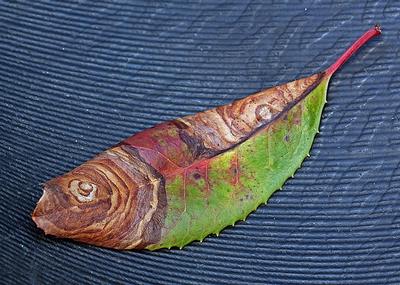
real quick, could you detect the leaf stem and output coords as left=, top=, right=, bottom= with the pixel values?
left=326, top=25, right=381, bottom=76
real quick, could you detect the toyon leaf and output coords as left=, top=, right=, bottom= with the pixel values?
left=32, top=26, right=381, bottom=250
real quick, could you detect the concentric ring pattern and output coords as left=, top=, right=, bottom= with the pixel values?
left=0, top=1, right=399, bottom=284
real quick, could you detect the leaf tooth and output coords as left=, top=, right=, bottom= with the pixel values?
left=306, top=154, right=311, bottom=157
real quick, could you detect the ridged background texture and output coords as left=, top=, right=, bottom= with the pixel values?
left=0, top=1, right=399, bottom=284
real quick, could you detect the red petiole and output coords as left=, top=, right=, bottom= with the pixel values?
left=326, top=25, right=381, bottom=76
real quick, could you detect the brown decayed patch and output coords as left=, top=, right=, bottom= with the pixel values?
left=174, top=73, right=323, bottom=161
left=32, top=145, right=167, bottom=249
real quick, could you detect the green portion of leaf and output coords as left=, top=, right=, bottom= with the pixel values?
left=147, top=77, right=329, bottom=250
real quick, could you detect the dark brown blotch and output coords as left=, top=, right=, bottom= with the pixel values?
left=178, top=129, right=214, bottom=160
left=193, top=173, right=202, bottom=180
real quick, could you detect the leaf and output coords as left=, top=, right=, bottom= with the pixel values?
left=32, top=26, right=381, bottom=250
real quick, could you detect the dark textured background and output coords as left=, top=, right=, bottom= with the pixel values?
left=0, top=1, right=399, bottom=284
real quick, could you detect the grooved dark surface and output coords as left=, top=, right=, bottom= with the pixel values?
left=0, top=1, right=399, bottom=284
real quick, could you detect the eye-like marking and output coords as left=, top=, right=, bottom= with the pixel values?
left=69, top=180, right=97, bottom=202
left=255, top=104, right=272, bottom=122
